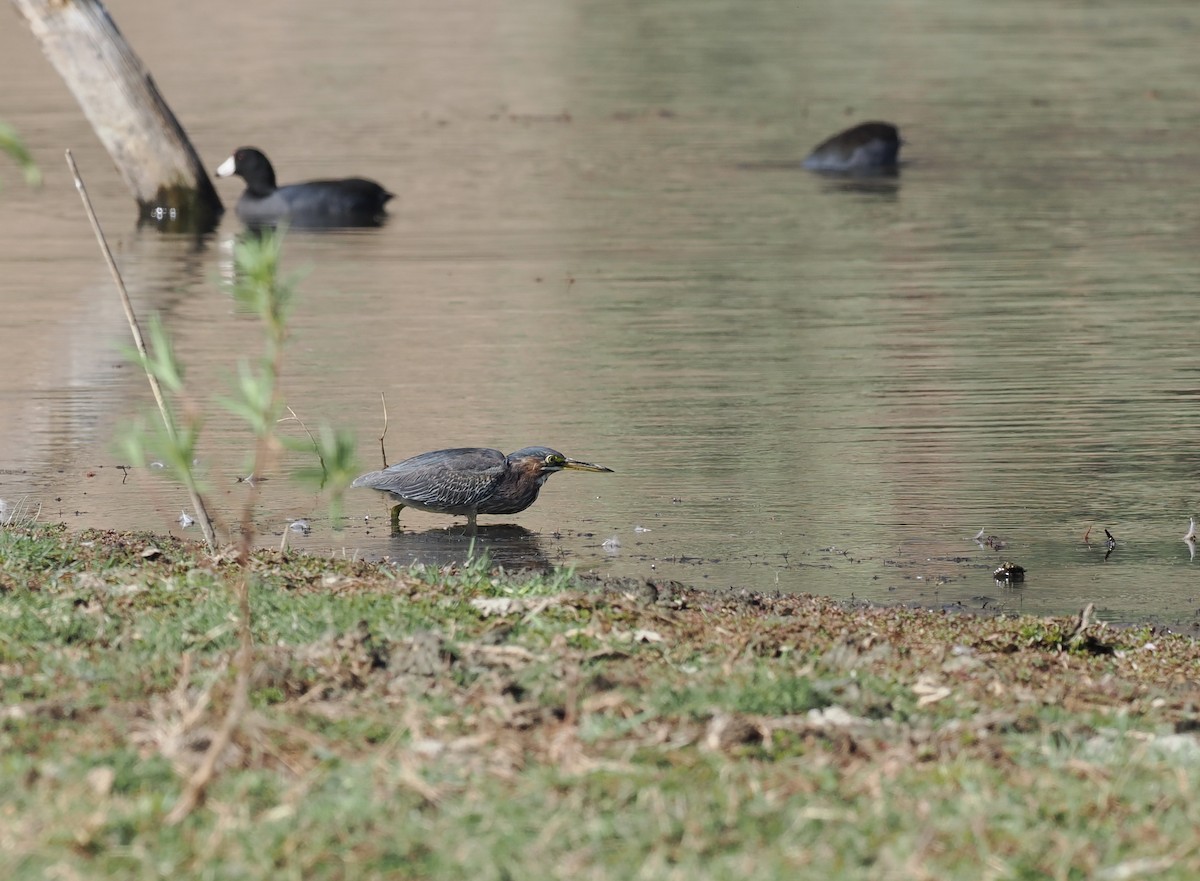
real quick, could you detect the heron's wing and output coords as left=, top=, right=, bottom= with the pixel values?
left=353, top=448, right=506, bottom=509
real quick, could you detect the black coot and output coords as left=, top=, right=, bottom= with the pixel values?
left=214, top=147, right=393, bottom=227
left=802, top=122, right=901, bottom=174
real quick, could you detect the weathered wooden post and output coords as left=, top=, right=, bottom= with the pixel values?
left=12, top=0, right=223, bottom=231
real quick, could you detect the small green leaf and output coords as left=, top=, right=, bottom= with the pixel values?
left=0, top=121, right=41, bottom=188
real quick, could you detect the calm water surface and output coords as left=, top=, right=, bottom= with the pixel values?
left=3, top=0, right=1200, bottom=627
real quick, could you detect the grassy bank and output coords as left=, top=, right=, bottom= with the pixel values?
left=2, top=522, right=1199, bottom=880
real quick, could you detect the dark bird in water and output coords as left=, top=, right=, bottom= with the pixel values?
left=352, top=446, right=613, bottom=532
left=802, top=121, right=901, bottom=174
left=214, top=146, right=392, bottom=227
left=993, top=561, right=1026, bottom=583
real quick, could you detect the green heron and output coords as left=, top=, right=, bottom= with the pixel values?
left=352, top=446, right=613, bottom=532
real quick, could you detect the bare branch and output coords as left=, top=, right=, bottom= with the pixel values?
left=378, top=392, right=389, bottom=468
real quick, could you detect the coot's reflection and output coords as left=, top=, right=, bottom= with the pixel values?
left=818, top=174, right=900, bottom=198
left=735, top=160, right=900, bottom=198
left=380, top=524, right=552, bottom=572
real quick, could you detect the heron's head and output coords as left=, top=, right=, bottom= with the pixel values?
left=508, top=447, right=613, bottom=483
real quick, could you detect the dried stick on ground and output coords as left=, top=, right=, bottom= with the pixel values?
left=165, top=619, right=251, bottom=824
left=65, top=149, right=217, bottom=550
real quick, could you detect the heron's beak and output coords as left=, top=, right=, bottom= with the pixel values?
left=562, top=458, right=613, bottom=473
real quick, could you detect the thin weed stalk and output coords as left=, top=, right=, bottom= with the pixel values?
left=65, top=149, right=217, bottom=550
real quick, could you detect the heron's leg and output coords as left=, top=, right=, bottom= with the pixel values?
left=389, top=504, right=404, bottom=535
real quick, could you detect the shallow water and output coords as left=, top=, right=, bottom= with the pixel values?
left=3, top=0, right=1200, bottom=627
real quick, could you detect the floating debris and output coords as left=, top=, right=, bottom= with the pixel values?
left=993, top=561, right=1026, bottom=583
left=602, top=536, right=622, bottom=552
left=634, top=525, right=651, bottom=533
left=288, top=519, right=311, bottom=535
left=177, top=510, right=194, bottom=528
left=1185, top=518, right=1196, bottom=542
left=150, top=461, right=165, bottom=469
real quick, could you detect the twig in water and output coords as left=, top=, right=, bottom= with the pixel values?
left=65, top=149, right=217, bottom=551
left=282, top=406, right=325, bottom=475
left=378, top=392, right=390, bottom=468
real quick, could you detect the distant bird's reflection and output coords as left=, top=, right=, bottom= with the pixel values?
left=818, top=174, right=900, bottom=198
left=382, top=524, right=552, bottom=572
left=735, top=159, right=900, bottom=199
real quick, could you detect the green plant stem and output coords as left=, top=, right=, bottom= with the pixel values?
left=65, top=149, right=217, bottom=551
left=169, top=234, right=292, bottom=822
left=235, top=331, right=286, bottom=565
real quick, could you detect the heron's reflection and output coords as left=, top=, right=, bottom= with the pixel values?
left=381, top=524, right=552, bottom=572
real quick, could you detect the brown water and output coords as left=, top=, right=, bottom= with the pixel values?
left=4, top=0, right=1200, bottom=627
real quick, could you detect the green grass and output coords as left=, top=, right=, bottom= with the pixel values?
left=3, top=523, right=1200, bottom=879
